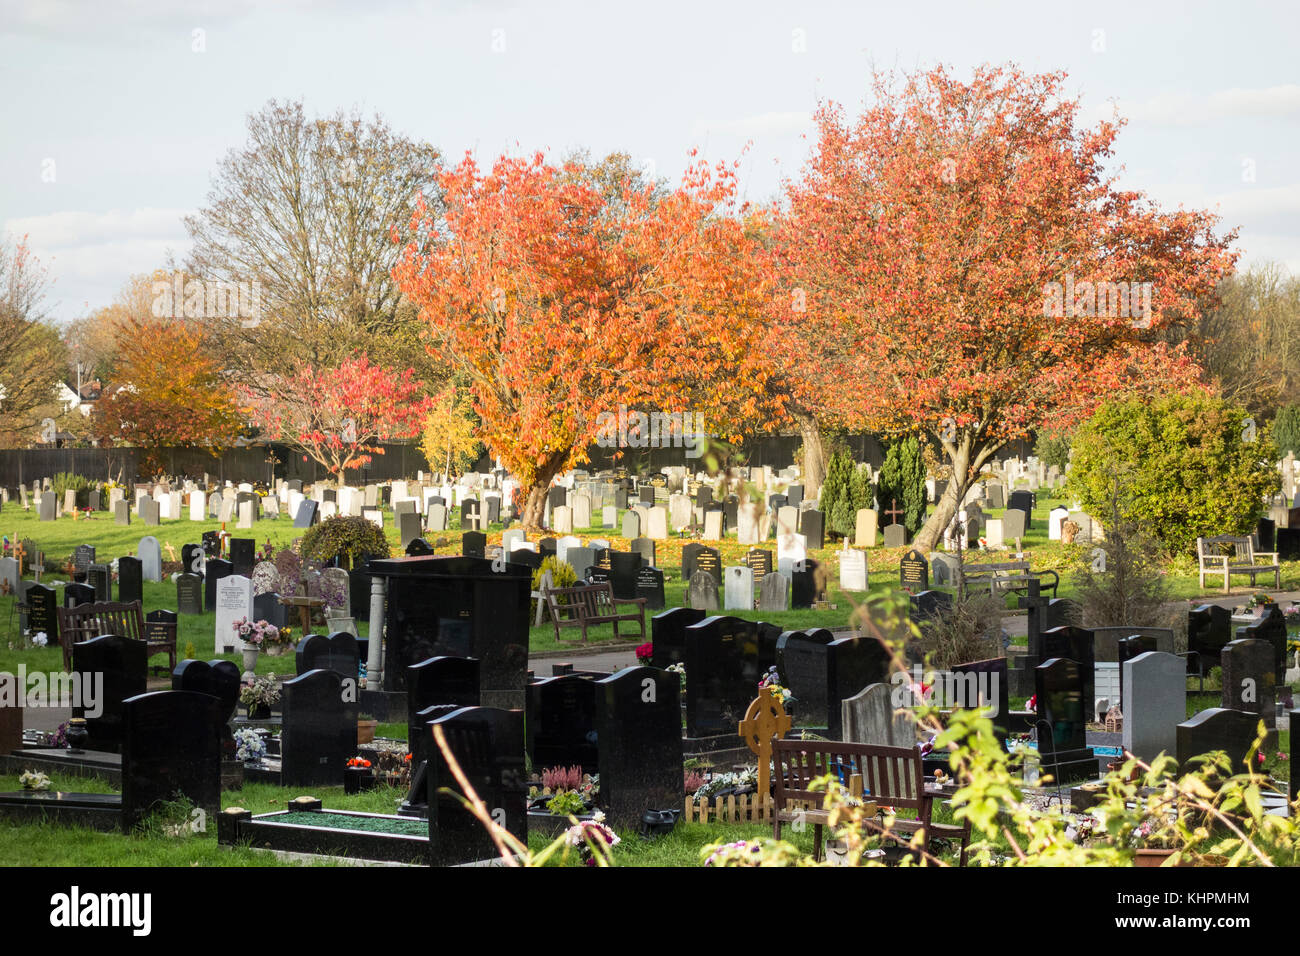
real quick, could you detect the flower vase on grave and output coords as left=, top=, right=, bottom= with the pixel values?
left=241, top=647, right=260, bottom=682
left=65, top=718, right=88, bottom=754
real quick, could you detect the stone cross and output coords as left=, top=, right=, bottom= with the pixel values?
left=738, top=691, right=792, bottom=808
left=883, top=499, right=904, bottom=525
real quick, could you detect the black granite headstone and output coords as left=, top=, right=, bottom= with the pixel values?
left=229, top=538, right=256, bottom=578
left=649, top=607, right=707, bottom=669
left=121, top=690, right=222, bottom=831
left=798, top=509, right=825, bottom=550
left=527, top=674, right=599, bottom=773
left=87, top=563, right=112, bottom=603
left=594, top=667, right=684, bottom=828
left=900, top=549, right=929, bottom=590
left=427, top=706, right=527, bottom=866
left=1238, top=606, right=1288, bottom=684
left=824, top=636, right=891, bottom=739
left=775, top=629, right=837, bottom=728
left=635, top=566, right=666, bottom=611
left=294, top=500, right=319, bottom=528
left=368, top=555, right=531, bottom=709
left=462, top=531, right=487, bottom=559
left=117, top=556, right=143, bottom=605
left=683, top=615, right=779, bottom=738
left=72, top=634, right=148, bottom=752
left=204, top=559, right=232, bottom=612
left=280, top=668, right=354, bottom=787
left=64, top=582, right=95, bottom=608
left=24, top=582, right=58, bottom=649
left=407, top=656, right=481, bottom=765
left=1176, top=708, right=1262, bottom=773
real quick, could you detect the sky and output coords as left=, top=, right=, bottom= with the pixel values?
left=2, top=0, right=1298, bottom=324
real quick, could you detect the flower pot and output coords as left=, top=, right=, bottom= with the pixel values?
left=65, top=718, right=89, bottom=754
left=357, top=720, right=377, bottom=745
left=264, top=644, right=287, bottom=657
left=344, top=766, right=375, bottom=795
left=247, top=704, right=271, bottom=720
left=241, top=647, right=260, bottom=680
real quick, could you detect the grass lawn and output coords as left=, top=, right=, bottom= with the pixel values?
left=3, top=489, right=1298, bottom=671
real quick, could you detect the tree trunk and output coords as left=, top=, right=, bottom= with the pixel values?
left=520, top=483, right=548, bottom=534
left=913, top=438, right=972, bottom=554
left=793, top=407, right=827, bottom=499
left=912, top=434, right=1003, bottom=554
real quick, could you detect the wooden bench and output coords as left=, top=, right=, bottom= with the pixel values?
left=958, top=561, right=1058, bottom=599
left=772, top=738, right=970, bottom=865
left=56, top=600, right=175, bottom=674
left=544, top=583, right=646, bottom=645
left=1197, top=535, right=1280, bottom=593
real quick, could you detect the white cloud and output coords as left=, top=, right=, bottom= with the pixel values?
left=691, top=111, right=813, bottom=139
left=1081, top=85, right=1300, bottom=128
left=3, top=208, right=193, bottom=317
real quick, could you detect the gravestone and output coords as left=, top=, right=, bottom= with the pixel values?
left=407, top=656, right=481, bottom=765
left=683, top=616, right=778, bottom=738
left=368, top=556, right=531, bottom=708
left=636, top=565, right=666, bottom=610
left=1122, top=651, right=1186, bottom=762
left=776, top=629, right=837, bottom=728
left=427, top=706, right=527, bottom=866
left=138, top=536, right=162, bottom=582
left=84, top=563, right=111, bottom=603
left=882, top=523, right=906, bottom=548
left=73, top=634, right=148, bottom=752
left=280, top=668, right=354, bottom=787
left=229, top=538, right=255, bottom=578
left=645, top=507, right=669, bottom=540
left=140, top=497, right=160, bottom=526
left=214, top=575, right=254, bottom=653
left=462, top=531, right=487, bottom=560
left=252, top=592, right=289, bottom=632
left=723, top=566, right=754, bottom=611
left=1002, top=508, right=1027, bottom=541
left=1237, top=606, right=1288, bottom=683
left=839, top=548, right=868, bottom=592
left=799, top=509, right=825, bottom=550
left=855, top=508, right=878, bottom=548
left=1048, top=506, right=1069, bottom=540
left=527, top=675, right=599, bottom=773
left=648, top=606, right=707, bottom=669
left=757, top=570, right=789, bottom=612
left=629, top=537, right=655, bottom=567
left=899, top=549, right=929, bottom=590
left=461, top=498, right=481, bottom=531
left=203, top=558, right=232, bottom=613
left=744, top=548, right=772, bottom=588
left=426, top=503, right=448, bottom=533
left=398, top=512, right=423, bottom=549
left=250, top=561, right=279, bottom=596
left=23, top=583, right=58, bottom=646
left=120, top=690, right=222, bottom=831
left=824, top=637, right=892, bottom=740
left=294, top=500, right=319, bottom=528
left=117, top=556, right=142, bottom=605
left=842, top=683, right=913, bottom=747
left=687, top=569, right=719, bottom=611
left=620, top=511, right=640, bottom=540
left=1220, top=639, right=1277, bottom=731
left=1176, top=708, right=1261, bottom=774
left=595, top=667, right=684, bottom=829
left=702, top=509, right=724, bottom=541
left=1007, top=490, right=1034, bottom=526
left=38, top=493, right=56, bottom=522
left=73, top=544, right=95, bottom=581
left=791, top=559, right=827, bottom=609
left=64, top=582, right=95, bottom=607
left=176, top=573, right=204, bottom=615
left=1034, top=658, right=1099, bottom=783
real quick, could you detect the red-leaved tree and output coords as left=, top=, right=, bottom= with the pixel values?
left=394, top=150, right=775, bottom=531
left=243, top=355, right=431, bottom=486
left=777, top=65, right=1239, bottom=551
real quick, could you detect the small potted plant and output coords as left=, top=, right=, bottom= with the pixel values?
left=259, top=622, right=294, bottom=657
left=233, top=617, right=265, bottom=677
left=357, top=713, right=378, bottom=745
left=344, top=756, right=375, bottom=794
left=239, top=674, right=280, bottom=719
left=635, top=642, right=654, bottom=665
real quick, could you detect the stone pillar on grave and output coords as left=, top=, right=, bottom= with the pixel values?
left=367, top=576, right=386, bottom=687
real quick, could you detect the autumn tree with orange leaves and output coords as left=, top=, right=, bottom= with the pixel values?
left=395, top=151, right=777, bottom=531
left=243, top=356, right=432, bottom=487
left=92, top=313, right=241, bottom=475
left=776, top=65, right=1238, bottom=552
